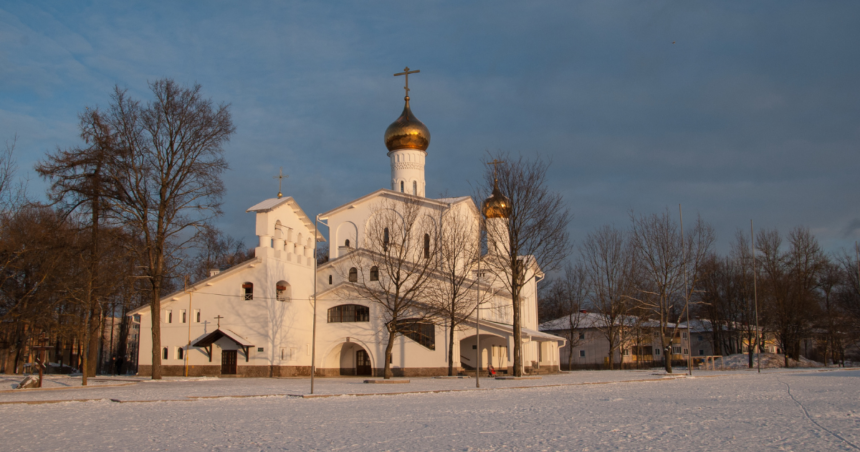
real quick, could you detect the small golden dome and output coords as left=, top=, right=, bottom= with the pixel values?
left=482, top=179, right=511, bottom=219
left=384, top=97, right=430, bottom=152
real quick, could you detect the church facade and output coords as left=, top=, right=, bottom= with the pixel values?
left=131, top=78, right=565, bottom=378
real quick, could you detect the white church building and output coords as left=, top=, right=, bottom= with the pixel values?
left=130, top=77, right=565, bottom=378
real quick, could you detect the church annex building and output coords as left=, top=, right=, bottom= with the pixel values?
left=130, top=72, right=565, bottom=377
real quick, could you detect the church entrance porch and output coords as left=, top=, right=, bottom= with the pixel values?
left=459, top=334, right=509, bottom=375
left=321, top=341, right=374, bottom=377
left=221, top=350, right=237, bottom=375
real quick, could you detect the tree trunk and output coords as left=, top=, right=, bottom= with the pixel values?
left=87, top=308, right=100, bottom=376
left=447, top=316, right=455, bottom=376
left=664, top=345, right=672, bottom=373
left=383, top=329, right=395, bottom=379
left=512, top=286, right=523, bottom=377
left=150, top=294, right=162, bottom=380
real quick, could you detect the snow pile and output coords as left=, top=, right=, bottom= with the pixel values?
left=714, top=353, right=823, bottom=370
left=16, top=375, right=39, bottom=389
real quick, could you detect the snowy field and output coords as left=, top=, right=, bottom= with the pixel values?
left=0, top=369, right=858, bottom=451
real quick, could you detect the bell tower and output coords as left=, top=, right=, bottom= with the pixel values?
left=384, top=67, right=430, bottom=197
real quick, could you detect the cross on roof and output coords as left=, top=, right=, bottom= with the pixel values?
left=214, top=315, right=224, bottom=328
left=393, top=67, right=420, bottom=99
left=273, top=168, right=288, bottom=199
left=488, top=159, right=505, bottom=179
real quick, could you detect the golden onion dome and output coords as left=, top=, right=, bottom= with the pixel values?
left=384, top=97, right=430, bottom=152
left=482, top=179, right=511, bottom=219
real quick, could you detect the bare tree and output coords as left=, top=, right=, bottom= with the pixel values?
left=630, top=210, right=715, bottom=373
left=344, top=196, right=439, bottom=379
left=428, top=203, right=484, bottom=376
left=101, top=80, right=233, bottom=379
left=756, top=227, right=825, bottom=367
left=543, top=263, right=588, bottom=370
left=581, top=225, right=636, bottom=370
left=478, top=153, right=571, bottom=376
left=186, top=226, right=253, bottom=283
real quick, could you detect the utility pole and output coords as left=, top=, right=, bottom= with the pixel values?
left=310, top=214, right=326, bottom=394
left=184, top=275, right=193, bottom=377
left=679, top=205, right=692, bottom=376
left=476, top=226, right=482, bottom=389
left=751, top=220, right=760, bottom=374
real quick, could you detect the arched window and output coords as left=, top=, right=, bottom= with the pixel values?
left=370, top=266, right=379, bottom=281
left=400, top=181, right=404, bottom=192
left=348, top=267, right=358, bottom=282
left=243, top=282, right=253, bottom=300
left=177, top=347, right=184, bottom=360
left=423, top=233, right=430, bottom=259
left=344, top=239, right=350, bottom=248
left=328, top=275, right=333, bottom=285
left=383, top=227, right=390, bottom=251
left=276, top=281, right=291, bottom=302
left=413, top=181, right=417, bottom=195
left=196, top=310, right=201, bottom=323
left=327, top=304, right=370, bottom=323
left=162, top=347, right=168, bottom=360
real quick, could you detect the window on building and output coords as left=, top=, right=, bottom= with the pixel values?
left=181, top=310, right=186, bottom=324
left=413, top=181, right=417, bottom=195
left=699, top=349, right=705, bottom=356
left=162, top=347, right=169, bottom=360
left=176, top=347, right=184, bottom=360
left=578, top=332, right=585, bottom=340
left=328, top=275, right=333, bottom=285
left=383, top=228, right=390, bottom=251
left=697, top=335, right=703, bottom=341
left=579, top=350, right=585, bottom=358
left=683, top=348, right=688, bottom=355
left=655, top=348, right=661, bottom=356
left=345, top=239, right=350, bottom=248
left=276, top=281, right=291, bottom=302
left=370, top=266, right=379, bottom=281
left=400, top=181, right=404, bottom=192
left=423, top=234, right=430, bottom=259
left=257, top=347, right=264, bottom=353
left=623, top=349, right=630, bottom=356
left=348, top=267, right=358, bottom=282
left=195, top=310, right=200, bottom=323
left=673, top=346, right=681, bottom=354
left=243, top=282, right=254, bottom=300
left=682, top=332, right=687, bottom=339
left=327, top=304, right=370, bottom=323
left=396, top=320, right=435, bottom=350
left=167, top=310, right=173, bottom=324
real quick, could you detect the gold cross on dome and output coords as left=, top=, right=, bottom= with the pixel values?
left=273, top=168, right=288, bottom=199
left=488, top=159, right=506, bottom=179
left=394, top=67, right=420, bottom=99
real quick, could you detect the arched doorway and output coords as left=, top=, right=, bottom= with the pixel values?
left=322, top=341, right=373, bottom=376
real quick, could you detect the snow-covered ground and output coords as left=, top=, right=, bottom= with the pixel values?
left=713, top=353, right=825, bottom=370
left=1, top=368, right=858, bottom=451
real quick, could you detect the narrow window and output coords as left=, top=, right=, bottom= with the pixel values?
left=243, top=282, right=254, bottom=300
left=578, top=332, right=585, bottom=340
left=423, top=233, right=430, bottom=258
left=348, top=267, right=358, bottom=282
left=167, top=311, right=173, bottom=324
left=344, top=239, right=350, bottom=248
left=177, top=347, right=184, bottom=360
left=276, top=282, right=290, bottom=302
left=328, top=275, right=332, bottom=285
left=579, top=350, right=585, bottom=358
left=383, top=227, right=390, bottom=251
left=195, top=310, right=200, bottom=323
left=370, top=266, right=379, bottom=281
left=413, top=181, right=417, bottom=195
left=162, top=347, right=169, bottom=360
left=181, top=310, right=186, bottom=324
left=400, top=181, right=404, bottom=192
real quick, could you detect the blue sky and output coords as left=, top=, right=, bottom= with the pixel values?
left=2, top=1, right=859, bottom=256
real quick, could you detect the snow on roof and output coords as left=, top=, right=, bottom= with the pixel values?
left=247, top=197, right=293, bottom=212
left=435, top=196, right=471, bottom=204
left=540, top=313, right=693, bottom=331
